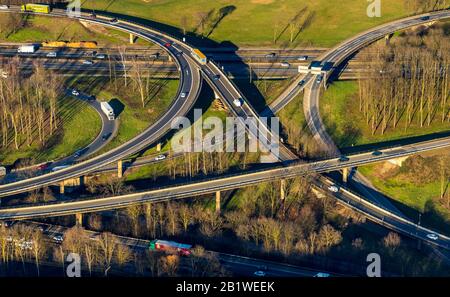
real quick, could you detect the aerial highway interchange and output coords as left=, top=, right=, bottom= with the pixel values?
left=0, top=6, right=449, bottom=254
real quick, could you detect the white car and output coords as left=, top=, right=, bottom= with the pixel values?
left=0, top=5, right=9, bottom=10
left=46, top=52, right=57, bottom=58
left=154, top=154, right=166, bottom=161
left=314, top=272, right=330, bottom=277
left=254, top=271, right=266, bottom=277
left=53, top=235, right=64, bottom=243
left=427, top=233, right=439, bottom=241
left=95, top=54, right=106, bottom=59
left=297, top=56, right=308, bottom=61
left=280, top=62, right=290, bottom=67
left=71, top=90, right=80, bottom=96
left=328, top=185, right=339, bottom=193
left=180, top=92, right=187, bottom=98
left=82, top=60, right=94, bottom=65
left=233, top=98, right=244, bottom=107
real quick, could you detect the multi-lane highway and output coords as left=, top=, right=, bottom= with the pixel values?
left=0, top=136, right=448, bottom=214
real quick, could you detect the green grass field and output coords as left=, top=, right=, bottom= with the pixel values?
left=82, top=0, right=415, bottom=47
left=320, top=81, right=450, bottom=148
left=0, top=14, right=147, bottom=46
left=0, top=96, right=101, bottom=166
left=65, top=77, right=180, bottom=155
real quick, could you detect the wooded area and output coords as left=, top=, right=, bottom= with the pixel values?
left=357, top=26, right=449, bottom=135
left=0, top=58, right=64, bottom=150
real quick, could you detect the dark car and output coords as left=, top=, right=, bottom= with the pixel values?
left=420, top=16, right=430, bottom=21
left=372, top=150, right=383, bottom=156
left=338, top=156, right=350, bottom=162
left=109, top=18, right=119, bottom=24
left=164, top=42, right=171, bottom=48
left=37, top=162, right=51, bottom=171
left=213, top=74, right=221, bottom=81
left=88, top=95, right=96, bottom=101
left=102, top=133, right=111, bottom=141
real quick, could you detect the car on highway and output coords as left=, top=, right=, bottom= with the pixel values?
left=338, top=156, right=350, bottom=162
left=280, top=62, right=290, bottom=67
left=298, top=79, right=306, bottom=86
left=265, top=53, right=276, bottom=58
left=95, top=54, right=106, bottom=59
left=102, top=133, right=111, bottom=141
left=87, top=95, right=96, bottom=101
left=109, top=18, right=119, bottom=24
left=0, top=5, right=9, bottom=10
left=82, top=60, right=94, bottom=65
left=52, top=235, right=64, bottom=244
left=314, top=272, right=330, bottom=277
left=154, top=155, right=166, bottom=161
left=254, top=271, right=266, bottom=277
left=213, top=74, right=221, bottom=81
left=180, top=92, right=187, bottom=98
left=37, top=162, right=51, bottom=171
left=316, top=75, right=323, bottom=83
left=46, top=51, right=57, bottom=58
left=71, top=89, right=80, bottom=96
left=73, top=150, right=83, bottom=159
left=233, top=98, right=244, bottom=107
left=427, top=233, right=439, bottom=241
left=420, top=16, right=430, bottom=21
left=328, top=185, right=339, bottom=193
left=297, top=55, right=308, bottom=61
left=372, top=150, right=383, bottom=156
left=164, top=42, right=172, bottom=48
left=51, top=165, right=70, bottom=172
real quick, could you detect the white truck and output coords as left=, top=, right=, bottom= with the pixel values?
left=17, top=45, right=37, bottom=54
left=0, top=166, right=6, bottom=177
left=100, top=102, right=115, bottom=120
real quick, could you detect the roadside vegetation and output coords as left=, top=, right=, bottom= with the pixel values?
left=359, top=150, right=450, bottom=235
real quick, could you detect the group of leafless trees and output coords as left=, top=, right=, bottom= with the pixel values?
left=0, top=58, right=64, bottom=150
left=0, top=223, right=225, bottom=277
left=107, top=46, right=171, bottom=109
left=357, top=27, right=449, bottom=135
left=0, top=12, right=27, bottom=39
left=273, top=6, right=316, bottom=45
left=102, top=175, right=346, bottom=259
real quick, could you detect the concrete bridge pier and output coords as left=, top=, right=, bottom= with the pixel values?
left=59, top=181, right=65, bottom=194
left=129, top=33, right=136, bottom=44
left=342, top=167, right=350, bottom=183
left=385, top=33, right=393, bottom=45
left=215, top=191, right=221, bottom=215
left=75, top=213, right=83, bottom=226
left=280, top=179, right=286, bottom=201
left=118, top=160, right=123, bottom=178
